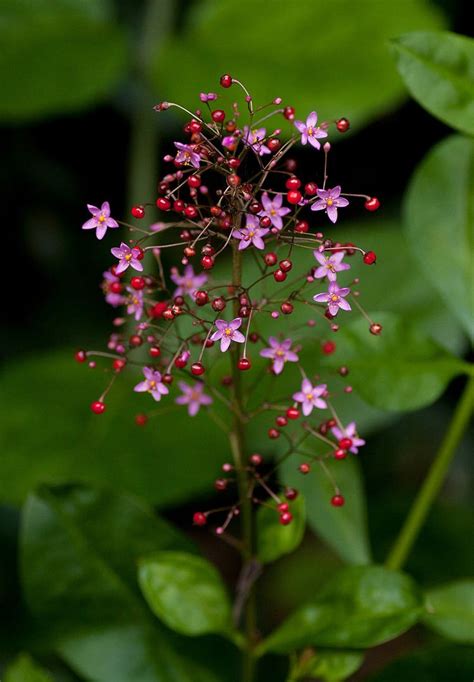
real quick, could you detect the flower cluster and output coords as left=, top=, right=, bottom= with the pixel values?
left=78, top=74, right=382, bottom=535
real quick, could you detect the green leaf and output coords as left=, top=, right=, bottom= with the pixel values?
left=0, top=0, right=127, bottom=121
left=404, top=134, right=474, bottom=340
left=367, top=644, right=474, bottom=681
left=299, top=649, right=364, bottom=682
left=4, top=654, right=53, bottom=682
left=138, top=551, right=232, bottom=637
left=256, top=495, right=305, bottom=564
left=321, top=312, right=468, bottom=411
left=20, top=484, right=220, bottom=682
left=392, top=31, right=474, bottom=135
left=154, top=0, right=444, bottom=133
left=422, top=579, right=474, bottom=644
left=281, top=457, right=371, bottom=566
left=258, top=565, right=422, bottom=654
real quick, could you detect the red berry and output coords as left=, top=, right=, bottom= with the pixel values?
left=285, top=487, right=299, bottom=500
left=113, top=358, right=126, bottom=372
left=280, top=512, right=293, bottom=525
left=305, top=182, right=318, bottom=196
left=338, top=438, right=353, bottom=450
left=187, top=175, right=201, bottom=188
left=162, top=373, right=173, bottom=384
left=184, top=205, right=198, bottom=219
left=135, top=413, right=148, bottom=426
left=193, top=512, right=207, bottom=526
left=227, top=173, right=241, bottom=188
left=129, top=335, right=142, bottom=347
left=201, top=255, right=214, bottom=270
left=211, top=109, right=225, bottom=123
left=299, top=463, right=311, bottom=474
left=274, top=269, right=287, bottom=282
left=322, top=341, right=336, bottom=355
left=110, top=281, right=123, bottom=294
left=75, top=349, right=87, bottom=363
left=365, top=197, right=380, bottom=211
left=287, top=190, right=302, bottom=204
left=90, top=401, right=105, bottom=415
left=264, top=252, right=277, bottom=266
left=134, top=246, right=145, bottom=260
left=149, top=346, right=161, bottom=358
left=286, top=407, right=300, bottom=420
left=334, top=448, right=347, bottom=460
left=249, top=200, right=262, bottom=214
left=174, top=355, right=187, bottom=369
left=370, top=323, right=383, bottom=335
left=220, top=74, right=233, bottom=88
left=279, top=259, right=293, bottom=272
left=285, top=176, right=301, bottom=190
left=268, top=138, right=280, bottom=152
left=189, top=120, right=202, bottom=134
left=249, top=453, right=263, bottom=466
left=331, top=494, right=345, bottom=507
left=191, top=362, right=205, bottom=376
left=281, top=301, right=294, bottom=315
left=150, top=302, right=168, bottom=318
left=131, top=205, right=145, bottom=219
left=278, top=502, right=289, bottom=513
left=195, top=290, right=209, bottom=306
left=211, top=297, right=226, bottom=311
left=283, top=106, right=295, bottom=120
left=228, top=158, right=240, bottom=169
left=238, top=358, right=251, bottom=371
left=363, top=251, right=377, bottom=265
left=336, top=118, right=350, bottom=133
left=156, top=197, right=171, bottom=211
left=174, top=199, right=185, bottom=212
left=268, top=428, right=280, bottom=439
left=276, top=415, right=288, bottom=427
left=214, top=478, right=228, bottom=491
left=260, top=216, right=272, bottom=228
left=130, top=276, right=145, bottom=290
left=184, top=246, right=196, bottom=258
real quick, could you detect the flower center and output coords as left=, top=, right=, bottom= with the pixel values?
left=306, top=393, right=313, bottom=401
left=224, top=328, right=233, bottom=336
left=270, top=209, right=276, bottom=216
left=276, top=350, right=285, bottom=357
left=327, top=199, right=334, bottom=207
left=98, top=214, right=106, bottom=223
left=307, top=126, right=313, bottom=135
left=149, top=380, right=156, bottom=389
left=331, top=294, right=339, bottom=302
left=125, top=253, right=132, bottom=261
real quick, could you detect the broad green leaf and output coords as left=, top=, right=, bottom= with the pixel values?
left=258, top=565, right=422, bottom=654
left=281, top=457, right=371, bottom=566
left=153, top=0, right=444, bottom=133
left=4, top=654, right=53, bottom=682
left=138, top=551, right=232, bottom=637
left=257, top=495, right=305, bottom=564
left=0, top=352, right=228, bottom=506
left=321, top=312, right=468, bottom=411
left=0, top=0, right=127, bottom=121
left=404, top=135, right=474, bottom=340
left=299, top=649, right=364, bottom=682
left=20, top=485, right=221, bottom=682
left=392, top=31, right=474, bottom=135
left=422, top=579, right=474, bottom=643
left=367, top=644, right=474, bottom=681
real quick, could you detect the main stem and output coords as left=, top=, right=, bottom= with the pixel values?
left=386, top=375, right=474, bottom=570
left=229, top=241, right=257, bottom=682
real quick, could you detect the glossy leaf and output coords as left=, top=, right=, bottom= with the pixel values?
left=138, top=551, right=232, bottom=636
left=300, top=649, right=364, bottom=682
left=321, top=312, right=468, bottom=411
left=20, top=485, right=220, bottom=682
left=259, top=565, right=422, bottom=654
left=392, top=31, right=474, bottom=135
left=422, top=579, right=474, bottom=643
left=257, top=495, right=306, bottom=564
left=0, top=0, right=127, bottom=121
left=154, top=0, right=444, bottom=133
left=404, top=134, right=474, bottom=340
left=4, top=654, right=53, bottom=682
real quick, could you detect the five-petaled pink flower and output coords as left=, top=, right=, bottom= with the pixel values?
left=313, top=250, right=350, bottom=281
left=310, top=186, right=349, bottom=224
left=126, top=286, right=144, bottom=321
left=258, top=192, right=291, bottom=230
left=174, top=142, right=201, bottom=169
left=170, top=264, right=208, bottom=299
left=242, top=126, right=271, bottom=156
left=313, top=282, right=351, bottom=316
left=260, top=337, right=299, bottom=374
left=293, top=379, right=327, bottom=416
left=82, top=202, right=118, bottom=240
left=134, top=367, right=169, bottom=402
left=294, top=111, right=327, bottom=150
left=211, top=318, right=245, bottom=352
left=234, top=215, right=269, bottom=250
left=111, top=243, right=144, bottom=274
left=332, top=422, right=365, bottom=454
left=175, top=381, right=213, bottom=416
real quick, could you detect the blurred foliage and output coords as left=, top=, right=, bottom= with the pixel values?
left=257, top=495, right=306, bottom=564
left=422, top=580, right=474, bottom=643
left=367, top=644, right=474, bottom=681
left=4, top=653, right=54, bottom=682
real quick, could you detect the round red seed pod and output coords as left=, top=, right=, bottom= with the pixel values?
left=134, top=246, right=145, bottom=260
left=260, top=216, right=272, bottom=228
left=278, top=502, right=289, bottom=513
left=286, top=407, right=300, bottom=420
left=109, top=281, right=123, bottom=294
left=363, top=251, right=377, bottom=265
left=281, top=301, right=294, bottom=315
left=90, top=400, right=105, bottom=414
left=129, top=335, right=143, bottom=347
left=135, top=413, right=148, bottom=426
left=365, top=196, right=380, bottom=211
left=238, top=358, right=251, bottom=371
left=336, top=118, right=350, bottom=133
left=295, top=219, right=309, bottom=233
left=174, top=355, right=187, bottom=369
left=156, top=197, right=171, bottom=211
left=113, top=358, right=126, bottom=372
left=267, top=138, right=280, bottom=152
left=334, top=448, right=347, bottom=460
left=201, top=255, right=215, bottom=270
left=322, top=340, right=336, bottom=355
left=299, top=463, right=311, bottom=474
left=191, top=362, right=205, bottom=376
left=249, top=453, right=263, bottom=466
left=189, top=120, right=202, bottom=134
left=283, top=106, right=295, bottom=120
left=274, top=269, right=287, bottom=282
left=162, top=373, right=173, bottom=384
left=279, top=259, right=293, bottom=272
left=220, top=73, right=233, bottom=88
left=280, top=512, right=293, bottom=525
left=338, top=437, right=353, bottom=450
left=75, top=349, right=87, bottom=363
left=305, top=182, right=318, bottom=196
left=249, top=200, right=262, bottom=214
left=193, top=512, right=207, bottom=526
left=131, top=205, right=145, bottom=219
left=184, top=246, right=196, bottom=258
left=184, top=205, right=198, bottom=219
left=150, top=302, right=168, bottom=318
left=370, top=323, right=383, bottom=335
left=214, top=478, right=228, bottom=491
left=211, top=109, right=225, bottom=123
left=195, top=290, right=209, bottom=306
left=187, top=175, right=201, bottom=188
left=331, top=494, right=345, bottom=507
left=285, top=176, right=301, bottom=190
left=227, top=173, right=241, bottom=188
left=285, top=487, right=299, bottom=500
left=268, top=428, right=280, bottom=439
left=264, top=252, right=278, bottom=266
left=149, top=346, right=161, bottom=358
left=211, top=297, right=226, bottom=311
left=276, top=415, right=288, bottom=427
left=174, top=199, right=185, bottom=212
left=228, top=158, right=240, bottom=169
left=286, top=189, right=302, bottom=205
left=130, top=276, right=145, bottom=290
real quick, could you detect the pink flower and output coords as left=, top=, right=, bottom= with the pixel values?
left=174, top=142, right=201, bottom=169
left=200, top=92, right=217, bottom=102
left=292, top=379, right=327, bottom=416
left=222, top=135, right=237, bottom=150
left=234, top=215, right=269, bottom=250
left=211, top=318, right=245, bottom=352
left=258, top=192, right=291, bottom=230
left=134, top=367, right=169, bottom=402
left=111, top=243, right=144, bottom=274
left=260, top=337, right=299, bottom=374
left=126, top=286, right=144, bottom=321
left=175, top=381, right=213, bottom=416
left=331, top=422, right=365, bottom=454
left=310, top=186, right=349, bottom=224
left=313, top=250, right=350, bottom=281
left=102, top=270, right=125, bottom=307
left=313, top=282, right=351, bottom=316
left=294, top=112, right=327, bottom=150
left=242, top=126, right=271, bottom=156
left=170, top=264, right=208, bottom=299
left=82, top=202, right=118, bottom=240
